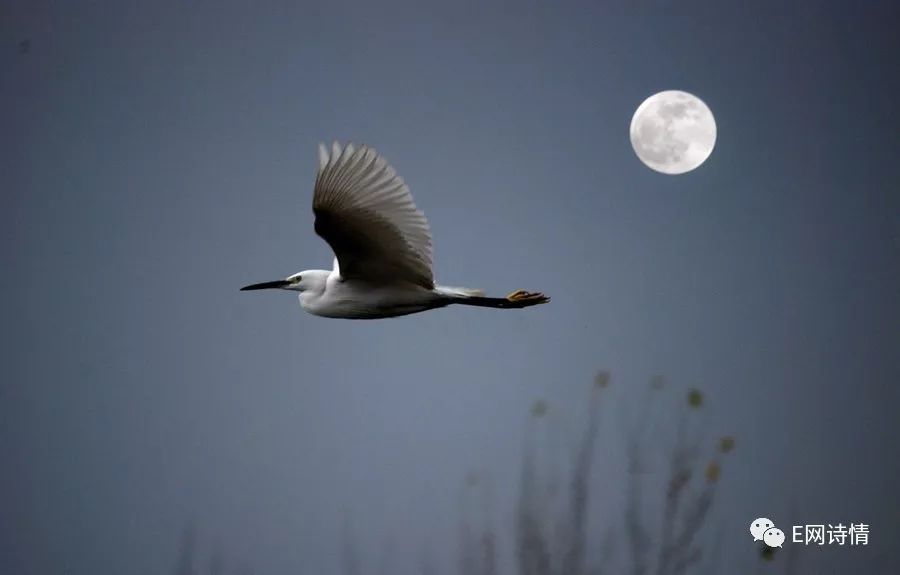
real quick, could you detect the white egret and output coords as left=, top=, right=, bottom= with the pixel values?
left=241, top=142, right=550, bottom=319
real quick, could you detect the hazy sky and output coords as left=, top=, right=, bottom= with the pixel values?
left=2, top=1, right=899, bottom=574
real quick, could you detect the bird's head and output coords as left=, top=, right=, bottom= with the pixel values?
left=240, top=272, right=308, bottom=293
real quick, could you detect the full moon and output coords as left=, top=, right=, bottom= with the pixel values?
left=630, top=90, right=716, bottom=175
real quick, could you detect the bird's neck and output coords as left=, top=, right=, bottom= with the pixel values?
left=296, top=270, right=331, bottom=312
left=298, top=269, right=331, bottom=297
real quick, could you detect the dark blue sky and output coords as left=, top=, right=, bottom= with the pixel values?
left=2, top=1, right=898, bottom=574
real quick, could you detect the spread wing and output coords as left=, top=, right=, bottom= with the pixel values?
left=312, top=142, right=434, bottom=288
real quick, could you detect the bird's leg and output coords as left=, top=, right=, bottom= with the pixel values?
left=449, top=289, right=549, bottom=309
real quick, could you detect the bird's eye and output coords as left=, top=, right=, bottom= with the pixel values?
left=292, top=276, right=301, bottom=283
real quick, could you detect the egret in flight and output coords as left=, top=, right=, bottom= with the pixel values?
left=241, top=142, right=550, bottom=319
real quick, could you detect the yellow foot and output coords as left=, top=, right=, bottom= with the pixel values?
left=506, top=290, right=550, bottom=304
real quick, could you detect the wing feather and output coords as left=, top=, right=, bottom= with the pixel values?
left=312, top=142, right=434, bottom=288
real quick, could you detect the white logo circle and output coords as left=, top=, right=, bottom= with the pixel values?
left=763, top=527, right=785, bottom=548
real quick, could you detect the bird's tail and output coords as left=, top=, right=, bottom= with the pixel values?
left=435, top=286, right=550, bottom=309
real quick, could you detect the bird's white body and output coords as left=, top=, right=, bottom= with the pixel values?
left=241, top=142, right=548, bottom=319
left=293, top=268, right=445, bottom=319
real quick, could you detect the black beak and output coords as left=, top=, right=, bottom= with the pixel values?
left=240, top=279, right=291, bottom=291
